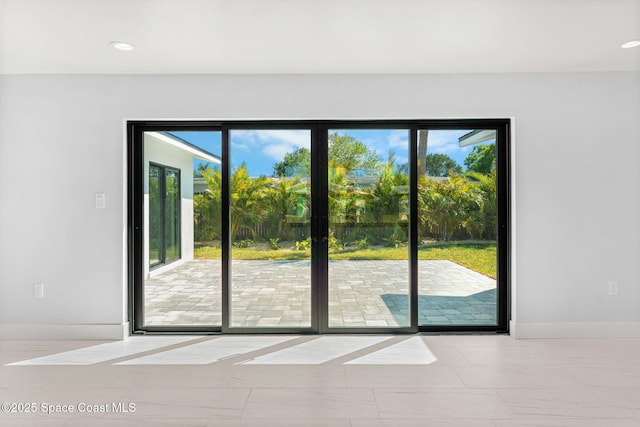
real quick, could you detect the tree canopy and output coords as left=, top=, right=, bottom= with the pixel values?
left=272, top=132, right=380, bottom=177
left=272, top=147, right=311, bottom=177
left=197, top=139, right=498, bottom=244
left=464, top=143, right=496, bottom=174
left=424, top=153, right=462, bottom=177
left=328, top=132, right=380, bottom=175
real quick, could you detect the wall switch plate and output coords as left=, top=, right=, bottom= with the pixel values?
left=33, top=283, right=44, bottom=298
left=95, top=192, right=106, bottom=209
left=608, top=281, right=619, bottom=296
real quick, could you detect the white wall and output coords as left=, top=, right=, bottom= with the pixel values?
left=0, top=72, right=639, bottom=338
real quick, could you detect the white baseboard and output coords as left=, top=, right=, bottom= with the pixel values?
left=512, top=322, right=640, bottom=339
left=0, top=323, right=129, bottom=340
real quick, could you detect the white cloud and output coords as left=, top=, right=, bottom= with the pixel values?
left=388, top=130, right=410, bottom=150
left=357, top=130, right=409, bottom=157
left=425, top=130, right=471, bottom=155
left=230, top=129, right=310, bottom=161
left=262, top=143, right=295, bottom=160
left=264, top=130, right=310, bottom=147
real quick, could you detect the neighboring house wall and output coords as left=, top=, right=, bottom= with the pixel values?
left=143, top=133, right=195, bottom=278
left=193, top=178, right=208, bottom=195
left=0, top=72, right=639, bottom=339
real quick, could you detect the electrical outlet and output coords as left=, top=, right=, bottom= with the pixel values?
left=33, top=283, right=44, bottom=298
left=608, top=281, right=619, bottom=296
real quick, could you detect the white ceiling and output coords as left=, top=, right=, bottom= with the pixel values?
left=1, top=0, right=639, bottom=74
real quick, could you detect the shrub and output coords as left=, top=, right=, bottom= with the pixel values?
left=295, top=238, right=311, bottom=251
left=268, top=238, right=281, bottom=250
left=356, top=237, right=369, bottom=250
left=328, top=229, right=343, bottom=250
left=233, top=239, right=253, bottom=248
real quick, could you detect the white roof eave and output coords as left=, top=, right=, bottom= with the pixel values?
left=458, top=129, right=496, bottom=147
left=146, top=131, right=221, bottom=164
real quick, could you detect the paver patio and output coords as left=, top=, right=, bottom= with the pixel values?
left=144, top=259, right=496, bottom=327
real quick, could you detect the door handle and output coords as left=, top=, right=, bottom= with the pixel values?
left=311, top=216, right=329, bottom=243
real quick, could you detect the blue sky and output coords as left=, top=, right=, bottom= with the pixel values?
left=171, top=129, right=489, bottom=177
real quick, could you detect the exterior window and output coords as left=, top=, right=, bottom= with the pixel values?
left=148, top=163, right=181, bottom=269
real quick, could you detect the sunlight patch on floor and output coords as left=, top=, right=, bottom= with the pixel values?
left=7, top=336, right=439, bottom=366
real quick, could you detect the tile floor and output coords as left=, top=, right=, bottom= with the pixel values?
left=2, top=335, right=640, bottom=426
left=145, top=259, right=496, bottom=327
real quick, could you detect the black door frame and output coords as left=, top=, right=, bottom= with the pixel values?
left=128, top=119, right=510, bottom=335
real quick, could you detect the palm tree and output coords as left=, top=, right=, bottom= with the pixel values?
left=418, top=174, right=484, bottom=241
left=230, top=163, right=270, bottom=241
left=370, top=153, right=409, bottom=241
left=267, top=175, right=309, bottom=241
left=194, top=166, right=222, bottom=241
left=418, top=129, right=429, bottom=177
left=465, top=171, right=497, bottom=240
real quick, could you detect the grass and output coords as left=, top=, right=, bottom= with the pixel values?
left=419, top=244, right=496, bottom=278
left=195, top=242, right=496, bottom=278
left=194, top=245, right=311, bottom=261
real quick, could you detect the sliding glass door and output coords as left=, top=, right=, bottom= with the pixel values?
left=129, top=120, right=509, bottom=334
left=228, top=129, right=313, bottom=329
left=416, top=128, right=502, bottom=328
left=138, top=129, right=223, bottom=328
left=327, top=129, right=411, bottom=329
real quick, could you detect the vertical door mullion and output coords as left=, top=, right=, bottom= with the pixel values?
left=221, top=126, right=231, bottom=333
left=409, top=126, right=419, bottom=331
left=312, top=125, right=329, bottom=333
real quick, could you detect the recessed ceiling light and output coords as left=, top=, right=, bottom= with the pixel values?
left=109, top=41, right=136, bottom=51
left=621, top=40, right=640, bottom=49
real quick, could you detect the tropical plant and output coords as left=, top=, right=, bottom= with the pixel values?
left=328, top=229, right=343, bottom=250
left=195, top=136, right=497, bottom=248
left=356, top=237, right=369, bottom=250
left=268, top=238, right=281, bottom=250
left=295, top=238, right=311, bottom=251
left=369, top=153, right=409, bottom=240
left=194, top=165, right=222, bottom=241
left=328, top=164, right=352, bottom=225
left=418, top=174, right=484, bottom=241
left=389, top=224, right=407, bottom=247
left=465, top=171, right=497, bottom=239
left=265, top=175, right=308, bottom=241
left=230, top=163, right=270, bottom=241
left=233, top=239, right=254, bottom=248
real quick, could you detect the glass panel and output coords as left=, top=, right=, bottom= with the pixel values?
left=143, top=131, right=222, bottom=326
left=148, top=165, right=161, bottom=267
left=328, top=129, right=410, bottom=328
left=229, top=129, right=312, bottom=328
left=417, top=129, right=498, bottom=326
